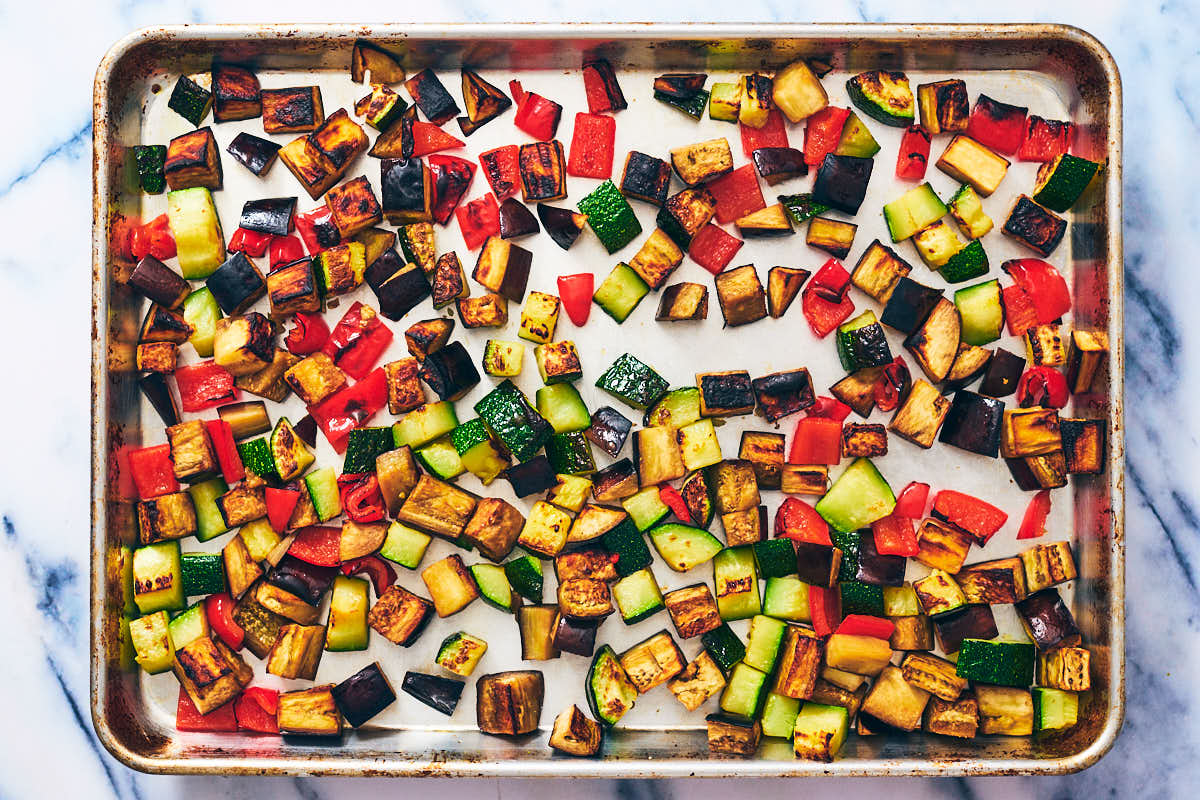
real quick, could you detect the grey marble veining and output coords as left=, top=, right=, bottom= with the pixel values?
left=2, top=0, right=1196, bottom=797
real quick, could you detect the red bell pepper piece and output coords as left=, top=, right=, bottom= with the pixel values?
left=205, top=419, right=244, bottom=484
left=456, top=192, right=501, bottom=251
left=339, top=473, right=386, bottom=523
left=967, top=96, right=1027, bottom=155
left=128, top=444, right=180, bottom=500
left=556, top=273, right=593, bottom=327
left=288, top=526, right=342, bottom=567
left=801, top=259, right=855, bottom=338
left=870, top=514, right=919, bottom=557
left=873, top=356, right=910, bottom=413
left=894, top=481, right=930, bottom=519
left=428, top=154, right=476, bottom=225
left=235, top=687, right=280, bottom=734
left=341, top=555, right=397, bottom=596
left=478, top=145, right=521, bottom=201
left=111, top=213, right=139, bottom=262
left=803, top=106, right=850, bottom=167
left=410, top=121, right=465, bottom=157
left=309, top=368, right=388, bottom=452
left=111, top=445, right=140, bottom=502
left=582, top=61, right=626, bottom=114
left=835, top=614, right=895, bottom=640
left=1002, top=284, right=1040, bottom=338
left=176, top=687, right=239, bottom=731
left=1017, top=366, right=1069, bottom=409
left=130, top=214, right=177, bottom=261
left=658, top=485, right=691, bottom=522
left=321, top=302, right=394, bottom=380
left=175, top=361, right=238, bottom=412
left=511, top=80, right=562, bottom=141
left=269, top=234, right=305, bottom=269
left=774, top=497, right=832, bottom=545
left=687, top=224, right=744, bottom=276
left=566, top=112, right=617, bottom=179
left=1002, top=259, right=1072, bottom=325
left=806, top=396, right=853, bottom=422
left=809, top=585, right=842, bottom=637
left=895, top=125, right=931, bottom=181
left=295, top=205, right=340, bottom=255
left=204, top=592, right=245, bottom=650
left=265, top=486, right=301, bottom=533
left=707, top=164, right=766, bottom=225
left=739, top=109, right=789, bottom=157
left=227, top=227, right=272, bottom=258
left=932, top=490, right=1009, bottom=544
left=1017, top=116, right=1074, bottom=162
left=1017, top=490, right=1052, bottom=540
left=788, top=416, right=842, bottom=466
left=284, top=311, right=331, bottom=356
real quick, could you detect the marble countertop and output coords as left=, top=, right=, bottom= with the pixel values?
left=3, top=0, right=1194, bottom=796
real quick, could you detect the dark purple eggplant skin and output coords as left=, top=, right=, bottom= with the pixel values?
left=854, top=534, right=906, bottom=587
left=979, top=348, right=1026, bottom=398
left=653, top=73, right=707, bottom=99
left=381, top=158, right=428, bottom=219
left=268, top=555, right=338, bottom=606
left=751, top=369, right=816, bottom=422
left=752, top=147, right=808, bottom=186
left=498, top=198, right=540, bottom=239
left=585, top=407, right=633, bottom=457
left=332, top=662, right=397, bottom=727
left=812, top=154, right=873, bottom=215
left=1014, top=589, right=1081, bottom=650
left=934, top=604, right=998, bottom=654
left=206, top=251, right=266, bottom=315
left=293, top=416, right=318, bottom=448
left=553, top=616, right=599, bottom=656
left=698, top=372, right=754, bottom=414
left=420, top=341, right=480, bottom=401
left=793, top=541, right=840, bottom=588
left=376, top=265, right=431, bottom=322
left=497, top=244, right=533, bottom=303
left=365, top=248, right=404, bottom=292
left=239, top=197, right=296, bottom=236
left=938, top=390, right=1005, bottom=457
left=139, top=372, right=181, bottom=426
left=591, top=458, right=637, bottom=496
left=506, top=455, right=558, bottom=498
left=536, top=203, right=585, bottom=251
left=130, top=256, right=190, bottom=309
left=401, top=671, right=465, bottom=716
left=226, top=132, right=280, bottom=176
left=620, top=151, right=671, bottom=205
left=881, top=276, right=943, bottom=335
left=1003, top=195, right=1066, bottom=257
left=406, top=69, right=461, bottom=126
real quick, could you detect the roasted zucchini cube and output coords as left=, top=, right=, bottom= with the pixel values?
left=535, top=341, right=583, bottom=384
left=620, top=151, right=672, bottom=205
left=1002, top=195, right=1067, bottom=257
left=137, top=493, right=198, bottom=544
left=852, top=240, right=913, bottom=304
left=168, top=73, right=212, bottom=126
left=216, top=485, right=267, bottom=529
left=315, top=241, right=367, bottom=296
left=1020, top=541, right=1077, bottom=593
left=656, top=187, right=717, bottom=249
left=518, top=291, right=560, bottom=344
left=714, top=264, right=768, bottom=327
left=519, top=140, right=567, bottom=203
left=738, top=431, right=785, bottom=490
left=697, top=371, right=755, bottom=417
left=355, top=82, right=407, bottom=131
left=1060, top=418, right=1105, bottom=474
left=262, top=86, right=325, bottom=133
left=384, top=357, right=425, bottom=414
left=914, top=518, right=973, bottom=574
left=212, top=64, right=261, bottom=122
left=1025, top=322, right=1068, bottom=367
left=916, top=79, right=969, bottom=134
left=473, top=236, right=533, bottom=302
left=670, top=138, right=734, bottom=186
left=325, top=175, right=382, bottom=238
left=621, top=631, right=686, bottom=693
left=936, top=135, right=1009, bottom=197
left=396, top=474, right=478, bottom=541
left=669, top=651, right=727, bottom=712
left=166, top=419, right=217, bottom=482
left=164, top=128, right=222, bottom=191
left=212, top=313, right=274, bottom=378
left=457, top=294, right=509, bottom=329
left=519, top=500, right=574, bottom=558
left=284, top=352, right=348, bottom=406
left=656, top=282, right=709, bottom=322
left=628, top=228, right=684, bottom=290
left=266, top=258, right=321, bottom=318
left=266, top=623, right=326, bottom=680
left=381, top=157, right=433, bottom=225
left=136, top=342, right=177, bottom=373
left=132, top=144, right=167, bottom=194
left=1000, top=407, right=1063, bottom=458
left=367, top=585, right=434, bottom=646
left=738, top=73, right=774, bottom=128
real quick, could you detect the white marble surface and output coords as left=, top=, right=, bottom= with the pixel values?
left=1, top=0, right=1196, bottom=797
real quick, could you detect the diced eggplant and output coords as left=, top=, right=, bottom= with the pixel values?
left=504, top=456, right=558, bottom=498
left=498, top=198, right=540, bottom=239
left=553, top=614, right=599, bottom=657
left=430, top=252, right=468, bottom=310
left=628, top=228, right=684, bottom=290
left=853, top=534, right=905, bottom=586
left=136, top=342, right=177, bottom=373
left=325, top=176, right=382, bottom=238
left=938, top=390, right=1005, bottom=457
left=586, top=407, right=633, bottom=458
left=887, top=379, right=951, bottom=448
left=852, top=240, right=913, bottom=304
left=206, top=252, right=267, bottom=316
left=473, top=236, right=533, bottom=302
left=915, top=517, right=973, bottom=574
left=1061, top=418, right=1105, bottom=474
left=405, top=69, right=460, bottom=125
left=164, top=128, right=222, bottom=191
left=780, top=464, right=828, bottom=496
left=139, top=373, right=181, bottom=426
left=654, top=73, right=707, bottom=98
left=766, top=266, right=810, bottom=319
left=917, top=80, right=969, bottom=134
left=1000, top=407, right=1062, bottom=458
left=656, top=187, right=717, bottom=249
left=932, top=604, right=998, bottom=654
left=536, top=204, right=587, bottom=250
left=956, top=557, right=1027, bottom=604
left=367, top=585, right=434, bottom=646
left=752, top=368, right=815, bottom=423
left=829, top=367, right=883, bottom=419
left=213, top=314, right=274, bottom=377
left=807, top=217, right=857, bottom=259
left=1020, top=541, right=1077, bottom=593
left=890, top=613, right=935, bottom=651
left=350, top=39, right=406, bottom=84
left=268, top=555, right=336, bottom=607
left=663, top=584, right=722, bottom=639
left=811, top=154, right=873, bottom=215
left=404, top=317, right=454, bottom=360
left=381, top=157, right=432, bottom=224
left=735, top=204, right=794, bottom=238
left=944, top=344, right=993, bottom=390
left=591, top=458, right=639, bottom=503
left=401, top=671, right=465, bottom=716
left=1015, top=589, right=1080, bottom=651
left=752, top=147, right=807, bottom=185
left=476, top=670, right=546, bottom=735
left=368, top=114, right=415, bottom=160
left=457, top=294, right=508, bottom=329
left=129, top=256, right=190, bottom=309
left=331, top=662, right=396, bottom=727
left=656, top=282, right=709, bottom=321
left=620, top=151, right=672, bottom=206
left=239, top=197, right=296, bottom=237
left=905, top=297, right=961, bottom=383
left=670, top=138, right=733, bottom=186
left=226, top=132, right=280, bottom=177
left=459, top=69, right=512, bottom=131
left=519, top=140, right=567, bottom=203
left=772, top=625, right=825, bottom=699
left=738, top=431, right=785, bottom=490
left=705, top=712, right=760, bottom=756
left=697, top=371, right=755, bottom=417
left=549, top=704, right=603, bottom=756
left=262, top=86, right=325, bottom=134
left=669, top=652, right=727, bottom=712
left=1002, top=195, right=1066, bottom=257
left=1066, top=329, right=1109, bottom=394
left=211, top=64, right=261, bottom=122
left=417, top=341, right=480, bottom=402
left=139, top=303, right=193, bottom=345
left=714, top=264, right=768, bottom=327
left=882, top=276, right=943, bottom=335
left=1039, top=646, right=1091, bottom=692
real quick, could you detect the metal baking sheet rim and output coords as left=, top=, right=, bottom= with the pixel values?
left=89, top=22, right=1125, bottom=778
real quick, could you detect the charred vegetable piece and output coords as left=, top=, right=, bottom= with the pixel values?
left=696, top=371, right=755, bottom=417
left=812, top=154, right=873, bottom=215
left=165, top=128, right=222, bottom=191
left=847, top=71, right=914, bottom=127
left=381, top=157, right=432, bottom=224
left=591, top=461, right=637, bottom=507
left=586, top=406, right=633, bottom=458
left=404, top=317, right=454, bottom=360
left=655, top=87, right=710, bottom=120
left=473, top=235, right=533, bottom=302
left=402, top=671, right=465, bottom=716
left=752, top=147, right=807, bottom=185
left=620, top=151, right=672, bottom=206
left=549, top=704, right=603, bottom=756
left=226, top=132, right=280, bottom=176
left=419, top=341, right=480, bottom=402
left=917, top=80, right=969, bottom=134
left=536, top=204, right=587, bottom=250
left=714, top=264, right=768, bottom=327
left=583, top=59, right=627, bottom=113
left=519, top=140, right=567, bottom=203
left=332, top=662, right=396, bottom=727
left=350, top=40, right=406, bottom=84
left=1002, top=195, right=1067, bottom=257
left=458, top=69, right=512, bottom=133
left=657, top=187, right=717, bottom=249
left=262, top=86, right=324, bottom=133
left=937, top=135, right=1009, bottom=197
left=939, top=390, right=1005, bottom=457
left=766, top=266, right=810, bottom=319
left=168, top=74, right=213, bottom=126
left=498, top=198, right=540, bottom=239
left=404, top=69, right=460, bottom=125
left=355, top=83, right=407, bottom=131
left=476, top=671, right=545, bottom=735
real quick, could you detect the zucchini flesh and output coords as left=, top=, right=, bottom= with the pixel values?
left=588, top=645, right=638, bottom=725
left=718, top=662, right=768, bottom=717
left=648, top=523, right=723, bottom=571
left=762, top=576, right=812, bottom=622
left=760, top=692, right=801, bottom=738
left=713, top=546, right=761, bottom=621
left=743, top=614, right=787, bottom=673
left=612, top=568, right=665, bottom=624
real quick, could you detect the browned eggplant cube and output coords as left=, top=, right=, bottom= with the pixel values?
left=738, top=431, right=785, bottom=490
left=841, top=423, right=888, bottom=458
left=431, top=252, right=468, bottom=309
left=714, top=264, right=767, bottom=327
left=1065, top=329, right=1109, bottom=394
left=397, top=474, right=478, bottom=541
left=368, top=585, right=434, bottom=646
left=721, top=506, right=766, bottom=546
left=698, top=370, right=755, bottom=417
left=350, top=39, right=406, bottom=84
left=462, top=497, right=525, bottom=562
left=656, top=282, right=709, bottom=321
left=266, top=624, right=327, bottom=680
left=475, top=671, right=545, bottom=736
left=620, top=631, right=686, bottom=693
left=422, top=554, right=480, bottom=617
left=766, top=266, right=810, bottom=318
left=381, top=157, right=433, bottom=225
left=914, top=518, right=973, bottom=574
left=705, top=713, right=761, bottom=756
left=164, top=128, right=222, bottom=190
left=663, top=584, right=722, bottom=639
left=284, top=352, right=348, bottom=406
left=137, top=492, right=198, bottom=543
left=233, top=347, right=297, bottom=402
left=924, top=693, right=979, bottom=739
left=216, top=485, right=268, bottom=528
left=174, top=635, right=249, bottom=714
left=549, top=705, right=602, bottom=756
left=669, top=652, right=727, bottom=711
left=278, top=686, right=342, bottom=736
left=780, top=464, right=828, bottom=495
left=793, top=541, right=841, bottom=588
left=457, top=293, right=509, bottom=328
left=773, top=625, right=824, bottom=699
left=279, top=136, right=338, bottom=200
left=166, top=419, right=217, bottom=482
left=1002, top=195, right=1066, bottom=257
left=385, top=357, right=425, bottom=414
left=212, top=64, right=261, bottom=122
left=460, top=69, right=512, bottom=130
left=262, top=86, right=325, bottom=133
left=1000, top=407, right=1063, bottom=458
left=955, top=557, right=1027, bottom=604
left=620, top=151, right=671, bottom=205
left=325, top=175, right=382, bottom=238
left=628, top=228, right=684, bottom=290
left=405, top=69, right=461, bottom=125
left=266, top=258, right=321, bottom=318
left=136, top=342, right=178, bottom=373
left=890, top=379, right=951, bottom=449
left=311, top=108, right=369, bottom=170
left=518, top=140, right=567, bottom=203
left=472, top=236, right=533, bottom=302
left=752, top=368, right=815, bottom=422
left=404, top=317, right=454, bottom=360
left=1060, top=417, right=1105, bottom=474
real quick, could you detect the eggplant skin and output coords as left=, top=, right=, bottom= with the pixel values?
left=226, top=132, right=280, bottom=176
left=476, top=670, right=546, bottom=735
left=331, top=662, right=396, bottom=727
left=1003, top=196, right=1066, bottom=257
left=402, top=671, right=465, bottom=716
